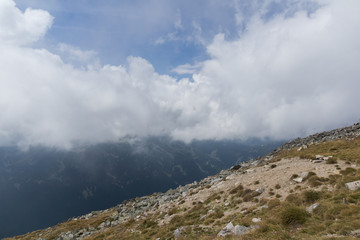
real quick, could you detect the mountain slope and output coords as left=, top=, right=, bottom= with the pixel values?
left=0, top=137, right=280, bottom=239
left=6, top=123, right=360, bottom=239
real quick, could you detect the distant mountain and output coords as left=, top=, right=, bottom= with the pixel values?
left=0, top=137, right=282, bottom=238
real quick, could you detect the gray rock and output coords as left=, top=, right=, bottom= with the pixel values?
left=345, top=180, right=360, bottom=191
left=218, top=222, right=234, bottom=237
left=306, top=203, right=319, bottom=213
left=233, top=225, right=248, bottom=236
left=256, top=187, right=264, bottom=194
left=250, top=225, right=260, bottom=230
left=218, top=222, right=249, bottom=237
left=350, top=229, right=360, bottom=238
left=174, top=227, right=185, bottom=238
left=293, top=172, right=309, bottom=183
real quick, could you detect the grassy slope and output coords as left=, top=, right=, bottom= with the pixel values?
left=7, top=137, right=360, bottom=240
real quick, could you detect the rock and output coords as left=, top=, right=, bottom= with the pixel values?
left=233, top=225, right=248, bottom=236
left=306, top=203, right=319, bottom=213
left=293, top=172, right=309, bottom=183
left=218, top=222, right=249, bottom=237
left=256, top=187, right=264, bottom=194
left=252, top=217, right=262, bottom=223
left=315, top=155, right=324, bottom=160
left=60, top=231, right=75, bottom=240
left=174, top=227, right=185, bottom=238
left=293, top=177, right=304, bottom=183
left=301, top=172, right=309, bottom=179
left=311, top=160, right=323, bottom=163
left=250, top=225, right=260, bottom=230
left=345, top=180, right=360, bottom=191
left=350, top=229, right=360, bottom=238
left=218, top=222, right=234, bottom=237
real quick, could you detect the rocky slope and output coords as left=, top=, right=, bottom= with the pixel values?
left=6, top=123, right=360, bottom=240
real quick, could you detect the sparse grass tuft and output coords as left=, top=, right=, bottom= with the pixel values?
left=280, top=205, right=309, bottom=226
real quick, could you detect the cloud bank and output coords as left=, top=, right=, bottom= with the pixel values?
left=1, top=0, right=360, bottom=148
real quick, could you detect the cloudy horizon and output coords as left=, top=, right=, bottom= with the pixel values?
left=1, top=0, right=360, bottom=149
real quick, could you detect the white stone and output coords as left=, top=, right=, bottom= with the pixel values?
left=293, top=177, right=303, bottom=183
left=306, top=203, right=319, bottom=213
left=345, top=180, right=360, bottom=191
left=252, top=217, right=262, bottom=223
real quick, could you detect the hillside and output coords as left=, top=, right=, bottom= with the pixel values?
left=6, top=123, right=360, bottom=240
left=0, top=138, right=280, bottom=239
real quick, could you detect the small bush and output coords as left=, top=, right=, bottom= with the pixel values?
left=270, top=164, right=277, bottom=169
left=254, top=180, right=260, bottom=185
left=307, top=176, right=323, bottom=187
left=268, top=199, right=281, bottom=209
left=303, top=190, right=321, bottom=204
left=340, top=167, right=357, bottom=176
left=275, top=184, right=281, bottom=189
left=285, top=194, right=303, bottom=206
left=229, top=184, right=244, bottom=194
left=280, top=206, right=309, bottom=226
left=326, top=157, right=338, bottom=164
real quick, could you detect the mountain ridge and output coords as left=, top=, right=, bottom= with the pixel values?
left=6, top=123, right=360, bottom=240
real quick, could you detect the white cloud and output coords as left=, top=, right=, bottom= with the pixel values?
left=176, top=0, right=360, bottom=141
left=0, top=0, right=52, bottom=45
left=57, top=43, right=99, bottom=67
left=172, top=62, right=203, bottom=75
left=0, top=0, right=360, bottom=149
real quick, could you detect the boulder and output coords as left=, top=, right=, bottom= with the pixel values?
left=293, top=172, right=309, bottom=183
left=218, top=222, right=249, bottom=237
left=217, top=222, right=234, bottom=237
left=350, top=229, right=360, bottom=238
left=345, top=180, right=360, bottom=191
left=233, top=225, right=248, bottom=236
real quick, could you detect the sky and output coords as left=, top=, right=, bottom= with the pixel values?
left=0, top=0, right=360, bottom=149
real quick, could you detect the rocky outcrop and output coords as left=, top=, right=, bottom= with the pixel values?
left=270, top=123, right=360, bottom=155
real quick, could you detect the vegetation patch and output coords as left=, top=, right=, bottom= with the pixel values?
left=280, top=205, right=309, bottom=226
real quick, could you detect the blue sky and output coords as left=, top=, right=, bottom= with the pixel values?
left=1, top=0, right=360, bottom=148
left=13, top=0, right=318, bottom=74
